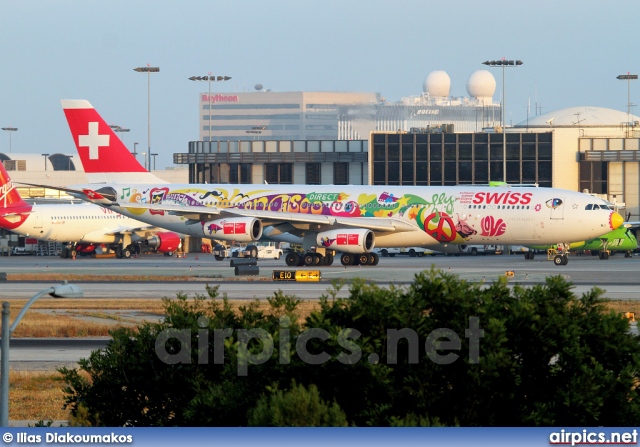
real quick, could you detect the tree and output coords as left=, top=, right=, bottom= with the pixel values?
left=248, top=381, right=348, bottom=426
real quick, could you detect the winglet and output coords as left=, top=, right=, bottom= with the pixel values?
left=82, top=188, right=116, bottom=205
left=61, top=100, right=168, bottom=184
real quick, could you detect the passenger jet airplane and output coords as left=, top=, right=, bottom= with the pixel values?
left=526, top=226, right=638, bottom=261
left=53, top=99, right=623, bottom=267
left=0, top=162, right=181, bottom=258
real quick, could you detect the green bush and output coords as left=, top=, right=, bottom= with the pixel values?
left=59, top=271, right=640, bottom=426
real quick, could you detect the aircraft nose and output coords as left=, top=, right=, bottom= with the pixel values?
left=610, top=212, right=624, bottom=230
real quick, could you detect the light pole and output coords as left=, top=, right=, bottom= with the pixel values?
left=133, top=142, right=139, bottom=159
left=141, top=152, right=147, bottom=170
left=1, top=281, right=83, bottom=426
left=1, top=127, right=17, bottom=153
left=188, top=74, right=232, bottom=142
left=482, top=59, right=523, bottom=182
left=617, top=73, right=638, bottom=138
left=134, top=65, right=160, bottom=175
left=150, top=153, right=158, bottom=170
left=109, top=124, right=130, bottom=147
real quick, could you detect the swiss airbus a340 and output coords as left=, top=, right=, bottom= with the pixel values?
left=0, top=162, right=181, bottom=258
left=56, top=99, right=623, bottom=267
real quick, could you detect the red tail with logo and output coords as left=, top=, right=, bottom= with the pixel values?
left=0, top=162, right=32, bottom=229
left=61, top=100, right=165, bottom=183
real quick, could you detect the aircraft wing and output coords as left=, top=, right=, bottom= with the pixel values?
left=116, top=202, right=417, bottom=233
left=101, top=224, right=166, bottom=236
left=16, top=182, right=92, bottom=198
left=623, top=221, right=640, bottom=229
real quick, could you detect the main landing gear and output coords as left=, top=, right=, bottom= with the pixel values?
left=115, top=244, right=141, bottom=259
left=284, top=249, right=380, bottom=267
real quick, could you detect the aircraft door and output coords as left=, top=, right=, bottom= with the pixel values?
left=33, top=213, right=43, bottom=229
left=548, top=197, right=565, bottom=220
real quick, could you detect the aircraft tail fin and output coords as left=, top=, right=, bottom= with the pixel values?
left=0, top=161, right=30, bottom=210
left=61, top=99, right=167, bottom=184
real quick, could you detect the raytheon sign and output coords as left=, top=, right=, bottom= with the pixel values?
left=202, top=94, right=239, bottom=103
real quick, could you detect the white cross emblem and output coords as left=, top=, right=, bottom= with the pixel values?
left=79, top=122, right=110, bottom=160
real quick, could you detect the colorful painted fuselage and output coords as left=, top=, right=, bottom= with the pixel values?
left=74, top=182, right=620, bottom=249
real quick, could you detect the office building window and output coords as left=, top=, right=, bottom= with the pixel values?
left=333, top=162, right=349, bottom=185
left=229, top=163, right=252, bottom=184
left=266, top=163, right=293, bottom=184
left=306, top=163, right=321, bottom=184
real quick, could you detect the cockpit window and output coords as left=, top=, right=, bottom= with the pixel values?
left=585, top=204, right=592, bottom=210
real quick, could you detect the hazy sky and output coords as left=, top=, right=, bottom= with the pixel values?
left=1, top=0, right=638, bottom=169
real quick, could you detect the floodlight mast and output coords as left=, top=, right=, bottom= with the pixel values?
left=482, top=59, right=523, bottom=182
left=617, top=73, right=638, bottom=137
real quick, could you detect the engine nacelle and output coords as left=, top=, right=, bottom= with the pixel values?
left=202, top=217, right=263, bottom=242
left=316, top=228, right=375, bottom=254
left=145, top=231, right=182, bottom=253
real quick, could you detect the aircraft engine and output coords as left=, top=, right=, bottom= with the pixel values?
left=316, top=228, right=375, bottom=254
left=145, top=231, right=182, bottom=253
left=202, top=217, right=263, bottom=242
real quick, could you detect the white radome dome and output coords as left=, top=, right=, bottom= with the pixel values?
left=467, top=70, right=496, bottom=101
left=423, top=70, right=451, bottom=98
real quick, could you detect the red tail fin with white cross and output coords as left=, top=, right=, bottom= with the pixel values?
left=61, top=100, right=166, bottom=184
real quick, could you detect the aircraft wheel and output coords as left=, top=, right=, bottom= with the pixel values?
left=303, top=253, right=315, bottom=266
left=341, top=253, right=354, bottom=266
left=358, top=253, right=370, bottom=265
left=599, top=251, right=610, bottom=260
left=115, top=248, right=123, bottom=259
left=553, top=255, right=565, bottom=266
left=285, top=252, right=300, bottom=267
left=325, top=253, right=334, bottom=266
left=122, top=248, right=132, bottom=259
left=371, top=252, right=379, bottom=266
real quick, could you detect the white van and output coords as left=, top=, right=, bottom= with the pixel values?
left=462, top=245, right=503, bottom=256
